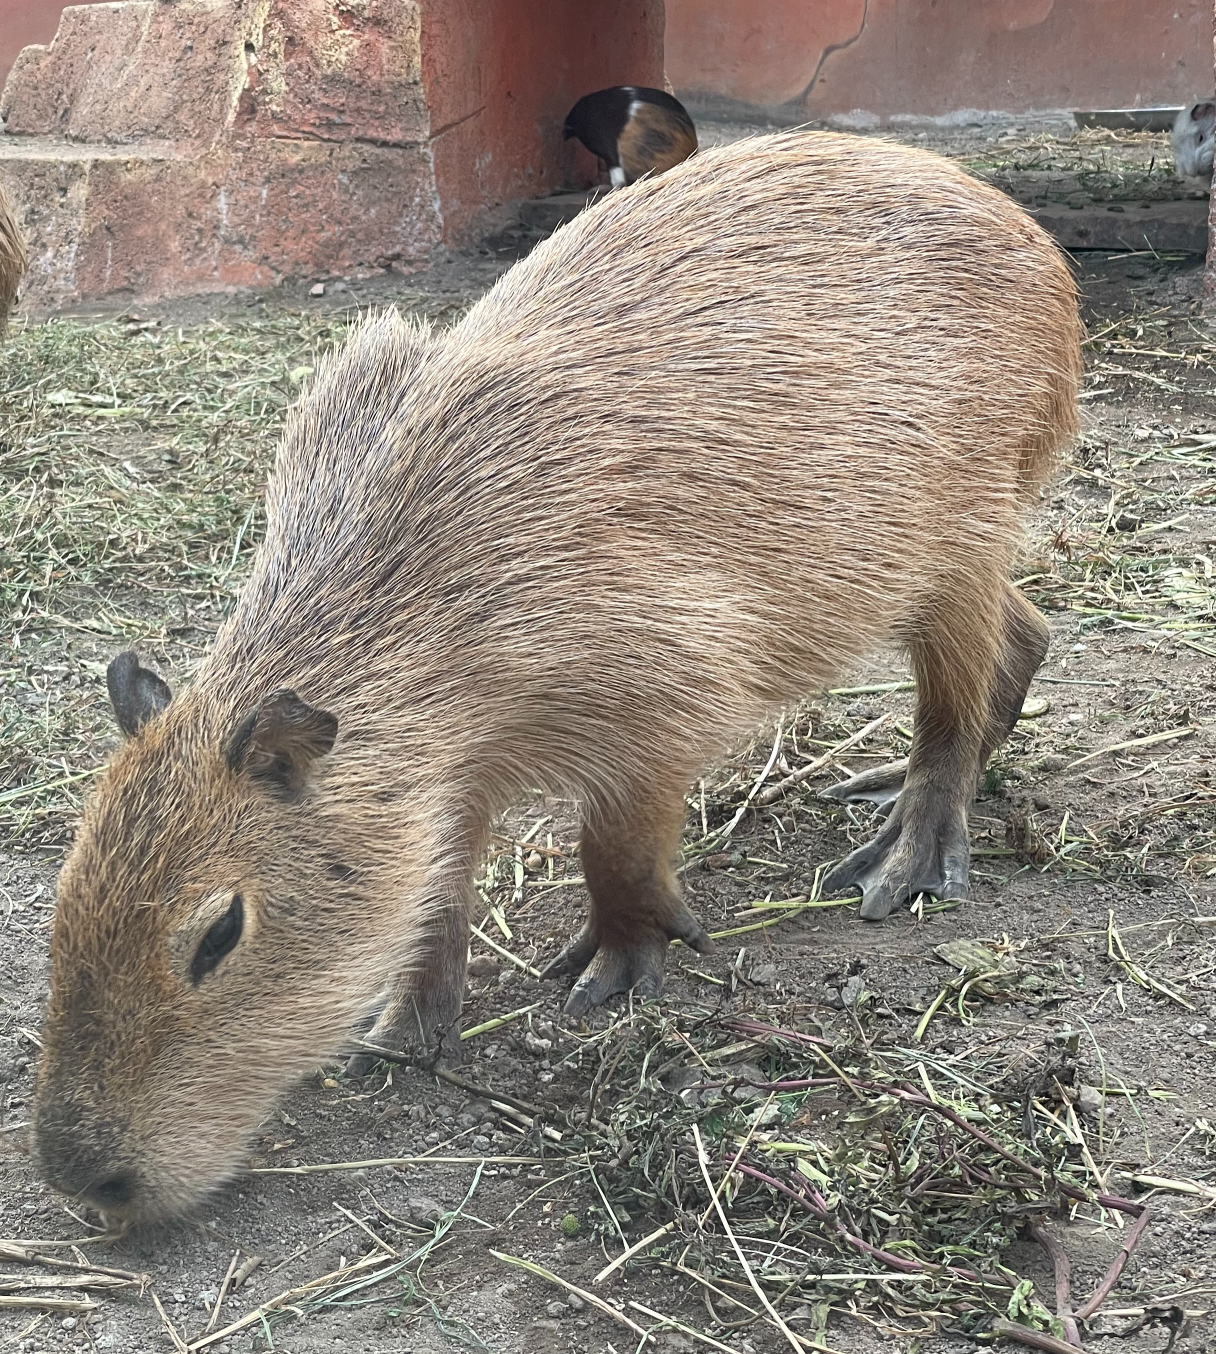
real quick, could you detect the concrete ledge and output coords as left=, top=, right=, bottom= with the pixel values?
left=1029, top=199, right=1209, bottom=254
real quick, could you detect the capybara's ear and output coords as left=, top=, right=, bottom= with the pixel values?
left=106, top=651, right=173, bottom=737
left=225, top=690, right=338, bottom=797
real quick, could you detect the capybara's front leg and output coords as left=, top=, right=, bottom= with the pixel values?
left=346, top=885, right=469, bottom=1074
left=542, top=789, right=712, bottom=1016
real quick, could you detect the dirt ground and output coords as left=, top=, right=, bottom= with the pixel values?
left=2, top=121, right=1215, bottom=1354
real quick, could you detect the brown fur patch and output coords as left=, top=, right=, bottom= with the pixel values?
left=0, top=185, right=28, bottom=337
left=617, top=100, right=698, bottom=182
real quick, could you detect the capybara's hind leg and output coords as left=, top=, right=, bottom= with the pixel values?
left=824, top=591, right=1003, bottom=920
left=542, top=788, right=712, bottom=1016
left=823, top=585, right=1048, bottom=834
left=346, top=885, right=469, bottom=1074
left=982, top=583, right=1049, bottom=759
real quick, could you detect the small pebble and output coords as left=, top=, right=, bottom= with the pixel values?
left=407, top=1195, right=443, bottom=1225
left=545, top=1300, right=570, bottom=1318
left=566, top=1292, right=585, bottom=1311
left=840, top=974, right=867, bottom=1007
left=60, top=1319, right=77, bottom=1331
left=1077, top=1084, right=1103, bottom=1117
left=309, top=282, right=326, bottom=296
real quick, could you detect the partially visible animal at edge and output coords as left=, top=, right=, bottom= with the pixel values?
left=1172, top=100, right=1215, bottom=180
left=0, top=183, right=28, bottom=336
left=563, top=85, right=697, bottom=187
left=31, top=131, right=1082, bottom=1228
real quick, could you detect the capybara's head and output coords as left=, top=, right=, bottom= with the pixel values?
left=32, top=652, right=409, bottom=1225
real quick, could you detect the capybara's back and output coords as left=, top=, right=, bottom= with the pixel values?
left=35, top=133, right=1081, bottom=1226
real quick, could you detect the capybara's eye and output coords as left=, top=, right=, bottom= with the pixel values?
left=190, top=895, right=244, bottom=986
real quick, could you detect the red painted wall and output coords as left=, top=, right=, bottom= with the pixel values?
left=421, top=0, right=664, bottom=242
left=666, top=0, right=1214, bottom=117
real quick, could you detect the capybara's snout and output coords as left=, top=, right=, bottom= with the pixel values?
left=31, top=1083, right=143, bottom=1220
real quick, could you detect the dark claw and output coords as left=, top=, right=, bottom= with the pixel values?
left=825, top=795, right=970, bottom=921
left=539, top=931, right=598, bottom=982
left=671, top=908, right=714, bottom=955
left=550, top=901, right=712, bottom=1016
left=822, top=758, right=909, bottom=809
left=563, top=952, right=664, bottom=1017
left=858, top=878, right=898, bottom=922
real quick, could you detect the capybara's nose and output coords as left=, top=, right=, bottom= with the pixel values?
left=84, top=1171, right=136, bottom=1211
left=37, top=1142, right=139, bottom=1214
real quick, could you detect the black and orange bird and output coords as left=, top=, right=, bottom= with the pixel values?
left=563, top=86, right=697, bottom=188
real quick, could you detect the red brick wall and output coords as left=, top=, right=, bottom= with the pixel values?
left=665, top=0, right=1214, bottom=118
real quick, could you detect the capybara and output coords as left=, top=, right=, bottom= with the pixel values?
left=33, top=132, right=1080, bottom=1224
left=1172, top=101, right=1215, bottom=179
left=0, top=183, right=27, bottom=335
left=564, top=86, right=697, bottom=187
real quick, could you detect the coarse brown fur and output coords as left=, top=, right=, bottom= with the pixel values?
left=0, top=184, right=28, bottom=336
left=34, top=132, right=1081, bottom=1225
left=616, top=99, right=698, bottom=182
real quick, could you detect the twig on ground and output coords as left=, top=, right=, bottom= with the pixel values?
left=203, top=1250, right=241, bottom=1333
left=991, top=1318, right=1086, bottom=1354
left=0, top=1295, right=100, bottom=1313
left=0, top=1244, right=144, bottom=1282
left=1029, top=1223, right=1083, bottom=1349
left=594, top=1221, right=678, bottom=1284
left=756, top=714, right=892, bottom=804
left=151, top=1289, right=190, bottom=1353
left=1076, top=1208, right=1152, bottom=1321
left=250, top=1154, right=540, bottom=1175
left=432, top=1067, right=553, bottom=1118
left=707, top=721, right=785, bottom=842
left=489, top=1250, right=649, bottom=1339
left=0, top=1274, right=132, bottom=1293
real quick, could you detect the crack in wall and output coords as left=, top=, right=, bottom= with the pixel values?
left=796, top=0, right=870, bottom=105
left=262, top=131, right=428, bottom=150
left=429, top=105, right=487, bottom=143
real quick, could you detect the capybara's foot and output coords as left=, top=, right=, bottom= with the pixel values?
left=824, top=794, right=969, bottom=921
left=345, top=988, right=462, bottom=1077
left=541, top=902, right=713, bottom=1017
left=821, top=757, right=909, bottom=809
